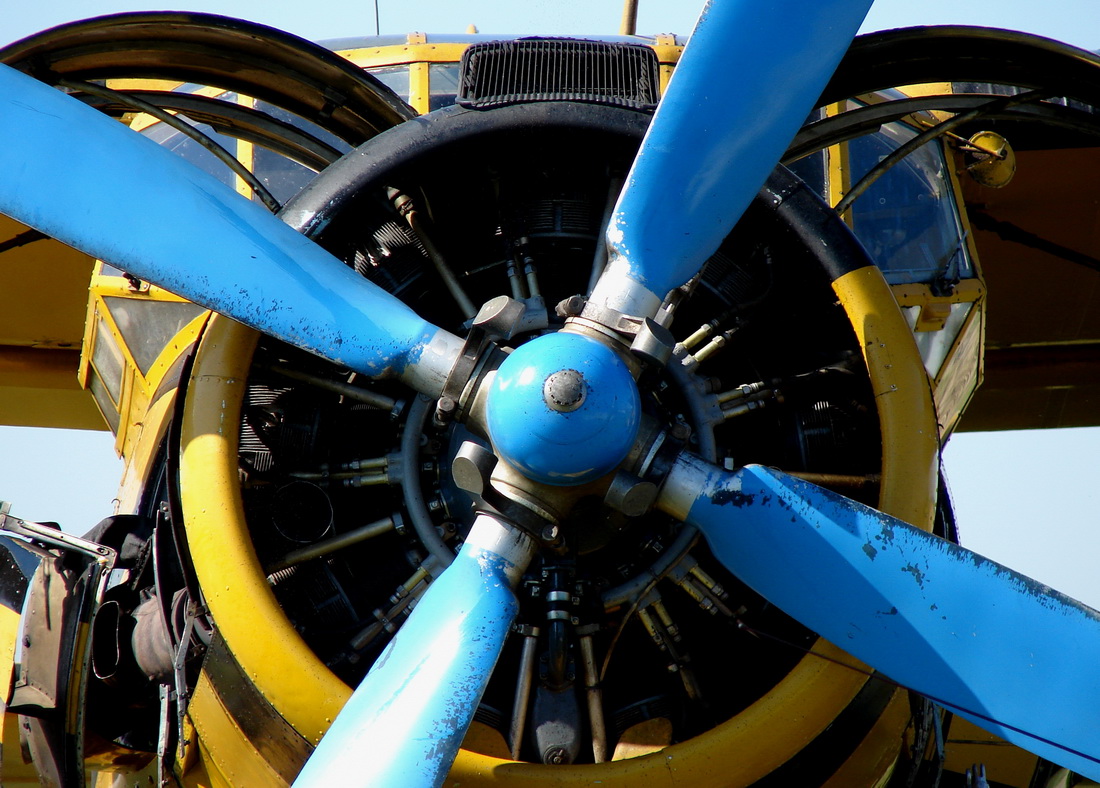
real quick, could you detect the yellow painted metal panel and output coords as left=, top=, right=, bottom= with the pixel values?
left=115, top=385, right=175, bottom=511
left=0, top=605, right=38, bottom=785
left=892, top=278, right=984, bottom=307
left=821, top=689, right=910, bottom=788
left=409, top=60, right=431, bottom=114
left=188, top=674, right=288, bottom=788
left=651, top=35, right=681, bottom=94
left=0, top=388, right=103, bottom=429
left=179, top=746, right=216, bottom=788
left=0, top=214, right=98, bottom=429
left=448, top=646, right=871, bottom=786
left=0, top=603, right=20, bottom=717
left=932, top=299, right=985, bottom=438
left=651, top=36, right=682, bottom=65
left=834, top=265, right=939, bottom=530
left=339, top=41, right=471, bottom=68
left=943, top=717, right=1038, bottom=788
left=0, top=216, right=93, bottom=350
left=0, top=347, right=104, bottom=429
left=0, top=712, right=39, bottom=786
left=180, top=317, right=350, bottom=746
left=0, top=347, right=83, bottom=390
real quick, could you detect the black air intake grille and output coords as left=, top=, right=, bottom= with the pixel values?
left=457, top=39, right=660, bottom=110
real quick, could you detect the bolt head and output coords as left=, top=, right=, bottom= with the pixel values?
left=555, top=294, right=586, bottom=317
left=543, top=369, right=586, bottom=412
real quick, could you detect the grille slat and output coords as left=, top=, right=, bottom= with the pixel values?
left=458, top=39, right=660, bottom=110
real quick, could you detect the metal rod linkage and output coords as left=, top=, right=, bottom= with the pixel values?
left=682, top=321, right=718, bottom=351
left=524, top=260, right=541, bottom=299
left=787, top=471, right=881, bottom=491
left=0, top=501, right=115, bottom=564
left=577, top=627, right=608, bottom=763
left=508, top=625, right=540, bottom=760
left=716, top=380, right=774, bottom=404
left=342, top=473, right=390, bottom=488
left=350, top=563, right=433, bottom=651
left=668, top=556, right=735, bottom=617
left=588, top=177, right=623, bottom=294
left=507, top=259, right=527, bottom=300
left=291, top=455, right=390, bottom=481
left=390, top=188, right=477, bottom=319
left=636, top=591, right=700, bottom=700
left=265, top=363, right=399, bottom=412
left=692, top=329, right=737, bottom=364
left=268, top=515, right=398, bottom=573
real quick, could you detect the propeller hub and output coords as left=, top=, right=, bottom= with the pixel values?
left=543, top=369, right=587, bottom=412
left=486, top=332, right=640, bottom=486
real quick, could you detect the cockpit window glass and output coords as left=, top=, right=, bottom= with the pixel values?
left=429, top=63, right=461, bottom=111
left=91, top=319, right=124, bottom=406
left=366, top=65, right=412, bottom=103
left=141, top=116, right=236, bottom=188
left=252, top=145, right=318, bottom=204
left=846, top=120, right=973, bottom=285
left=104, top=297, right=205, bottom=376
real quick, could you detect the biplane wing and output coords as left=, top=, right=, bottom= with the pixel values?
left=0, top=222, right=102, bottom=430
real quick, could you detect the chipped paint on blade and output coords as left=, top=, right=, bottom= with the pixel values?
left=684, top=463, right=1100, bottom=780
left=292, top=514, right=535, bottom=788
left=0, top=63, right=447, bottom=387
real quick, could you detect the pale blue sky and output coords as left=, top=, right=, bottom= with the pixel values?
left=5, top=0, right=1100, bottom=47
left=2, top=0, right=1099, bottom=609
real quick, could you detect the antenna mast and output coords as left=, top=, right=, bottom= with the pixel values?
left=620, top=0, right=639, bottom=35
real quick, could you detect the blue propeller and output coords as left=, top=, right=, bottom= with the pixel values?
left=589, top=0, right=874, bottom=318
left=292, top=514, right=537, bottom=787
left=1, top=1, right=873, bottom=786
left=658, top=457, right=1100, bottom=781
left=292, top=1, right=879, bottom=784
left=5, top=0, right=1097, bottom=785
left=0, top=63, right=459, bottom=396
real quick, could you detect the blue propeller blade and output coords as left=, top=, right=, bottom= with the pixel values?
left=292, top=514, right=536, bottom=788
left=661, top=457, right=1100, bottom=780
left=0, top=64, right=458, bottom=393
left=590, top=0, right=874, bottom=318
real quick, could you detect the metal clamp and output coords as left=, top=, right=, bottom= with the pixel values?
left=0, top=501, right=116, bottom=567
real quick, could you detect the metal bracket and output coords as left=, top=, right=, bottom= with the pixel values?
left=173, top=600, right=197, bottom=760
left=157, top=683, right=174, bottom=787
left=0, top=501, right=116, bottom=567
